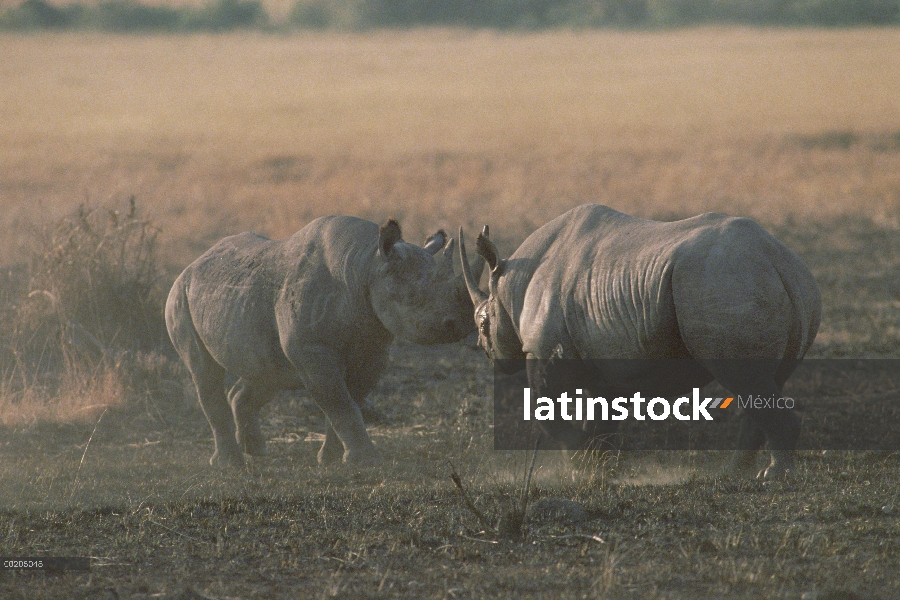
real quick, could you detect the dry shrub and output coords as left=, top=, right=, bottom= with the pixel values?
left=27, top=195, right=166, bottom=352
left=0, top=198, right=190, bottom=427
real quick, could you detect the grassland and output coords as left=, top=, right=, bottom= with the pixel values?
left=0, top=28, right=899, bottom=599
left=3, top=28, right=900, bottom=263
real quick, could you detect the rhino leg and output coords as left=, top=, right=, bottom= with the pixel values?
left=525, top=355, right=593, bottom=450
left=358, top=397, right=386, bottom=425
left=729, top=418, right=766, bottom=478
left=167, top=292, right=244, bottom=468
left=317, top=428, right=344, bottom=466
left=709, top=364, right=799, bottom=480
left=287, top=345, right=381, bottom=466
left=754, top=412, right=800, bottom=480
left=194, top=369, right=245, bottom=467
left=347, top=345, right=388, bottom=421
left=228, top=378, right=271, bottom=457
left=318, top=345, right=389, bottom=466
left=745, top=394, right=800, bottom=481
left=178, top=361, right=243, bottom=468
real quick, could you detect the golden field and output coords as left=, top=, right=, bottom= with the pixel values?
left=2, top=28, right=900, bottom=267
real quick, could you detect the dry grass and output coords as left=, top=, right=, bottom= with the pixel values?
left=0, top=28, right=899, bottom=598
left=1, top=28, right=900, bottom=265
left=0, top=365, right=123, bottom=426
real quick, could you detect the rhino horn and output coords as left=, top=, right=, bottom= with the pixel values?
left=422, top=229, right=447, bottom=255
left=469, top=225, right=489, bottom=281
left=458, top=227, right=488, bottom=305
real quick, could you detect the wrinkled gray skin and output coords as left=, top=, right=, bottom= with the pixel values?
left=460, top=204, right=821, bottom=480
left=166, top=216, right=482, bottom=467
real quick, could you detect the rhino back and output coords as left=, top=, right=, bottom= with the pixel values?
left=274, top=216, right=385, bottom=349
left=503, top=205, right=818, bottom=360
left=177, top=216, right=384, bottom=381
left=508, top=205, right=686, bottom=357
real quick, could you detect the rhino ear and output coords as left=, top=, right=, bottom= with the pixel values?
left=422, top=229, right=447, bottom=255
left=439, top=237, right=456, bottom=272
left=378, top=218, right=402, bottom=257
left=476, top=233, right=501, bottom=273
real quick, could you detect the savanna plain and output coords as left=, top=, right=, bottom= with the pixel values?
left=1, top=28, right=899, bottom=599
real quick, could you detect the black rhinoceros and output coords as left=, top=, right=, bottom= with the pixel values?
left=166, top=215, right=481, bottom=467
left=460, top=204, right=820, bottom=479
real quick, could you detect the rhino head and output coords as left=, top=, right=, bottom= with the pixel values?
left=369, top=219, right=485, bottom=345
left=458, top=226, right=525, bottom=362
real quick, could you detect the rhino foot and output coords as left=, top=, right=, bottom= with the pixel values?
left=757, top=450, right=796, bottom=481
left=342, top=448, right=383, bottom=466
left=317, top=437, right=344, bottom=466
left=210, top=449, right=246, bottom=469
left=239, top=436, right=267, bottom=457
left=726, top=450, right=759, bottom=478
left=358, top=400, right=386, bottom=425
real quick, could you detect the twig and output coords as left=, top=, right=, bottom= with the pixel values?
left=69, top=406, right=108, bottom=502
left=460, top=535, right=499, bottom=544
left=146, top=518, right=212, bottom=546
left=519, top=435, right=541, bottom=515
left=544, top=533, right=605, bottom=544
left=88, top=556, right=131, bottom=568
left=448, top=462, right=494, bottom=534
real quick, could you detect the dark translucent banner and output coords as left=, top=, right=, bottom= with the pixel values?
left=493, top=359, right=900, bottom=451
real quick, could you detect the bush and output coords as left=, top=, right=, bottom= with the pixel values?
left=1, top=0, right=899, bottom=34
left=186, top=0, right=267, bottom=30
left=0, top=0, right=81, bottom=29
left=355, top=0, right=590, bottom=29
left=0, top=0, right=272, bottom=32
left=289, top=1, right=334, bottom=28
left=2, top=196, right=168, bottom=377
left=288, top=0, right=900, bottom=29
left=93, top=1, right=182, bottom=31
left=27, top=197, right=167, bottom=353
left=785, top=0, right=900, bottom=25
left=0, top=198, right=183, bottom=424
left=0, top=0, right=900, bottom=32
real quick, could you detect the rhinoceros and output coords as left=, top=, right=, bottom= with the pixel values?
left=166, top=215, right=482, bottom=467
left=459, top=204, right=820, bottom=479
